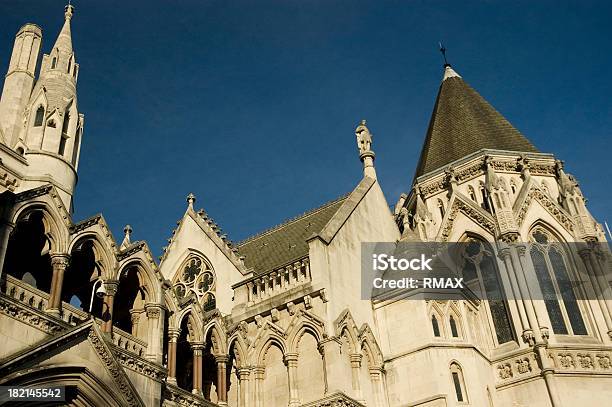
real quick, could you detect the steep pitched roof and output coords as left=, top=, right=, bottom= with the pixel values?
left=238, top=196, right=347, bottom=274
left=415, top=66, right=539, bottom=178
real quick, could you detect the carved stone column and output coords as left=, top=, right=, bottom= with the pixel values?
left=216, top=354, right=229, bottom=405
left=166, top=328, right=180, bottom=384
left=369, top=367, right=386, bottom=407
left=237, top=367, right=250, bottom=407
left=253, top=366, right=265, bottom=407
left=102, top=280, right=118, bottom=333
left=0, top=218, right=15, bottom=282
left=319, top=337, right=343, bottom=395
left=349, top=353, right=363, bottom=401
left=130, top=309, right=141, bottom=336
left=145, top=303, right=165, bottom=363
left=191, top=342, right=204, bottom=396
left=579, top=247, right=612, bottom=338
left=497, top=245, right=530, bottom=340
left=284, top=352, right=300, bottom=407
left=47, top=254, right=70, bottom=315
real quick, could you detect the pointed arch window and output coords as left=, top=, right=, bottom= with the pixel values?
left=71, top=127, right=81, bottom=165
left=510, top=180, right=517, bottom=195
left=450, top=362, right=468, bottom=403
left=432, top=315, right=441, bottom=337
left=51, top=57, right=57, bottom=69
left=462, top=239, right=515, bottom=345
left=437, top=199, right=445, bottom=219
left=172, top=255, right=216, bottom=311
left=450, top=315, right=459, bottom=337
left=468, top=186, right=477, bottom=202
left=529, top=228, right=587, bottom=335
left=34, top=106, right=44, bottom=127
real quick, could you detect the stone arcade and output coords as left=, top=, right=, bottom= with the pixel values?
left=0, top=5, right=611, bottom=407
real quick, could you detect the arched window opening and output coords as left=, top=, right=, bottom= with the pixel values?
left=227, top=343, right=240, bottom=407
left=172, top=255, right=216, bottom=310
left=262, top=344, right=289, bottom=407
left=450, top=316, right=459, bottom=337
left=202, top=329, right=219, bottom=402
left=297, top=332, right=325, bottom=403
left=51, top=57, right=57, bottom=69
left=510, top=180, right=517, bottom=195
left=58, top=135, right=68, bottom=156
left=437, top=199, right=445, bottom=219
left=3, top=210, right=53, bottom=293
left=450, top=363, right=468, bottom=402
left=71, top=128, right=81, bottom=165
left=468, top=186, right=477, bottom=202
left=462, top=239, right=515, bottom=345
left=432, top=315, right=441, bottom=337
left=113, top=266, right=147, bottom=337
left=530, top=228, right=587, bottom=335
left=16, top=147, right=24, bottom=156
left=61, top=112, right=70, bottom=135
left=34, top=106, right=44, bottom=127
left=67, top=58, right=72, bottom=73
left=61, top=240, right=103, bottom=319
left=176, top=316, right=194, bottom=392
left=479, top=185, right=490, bottom=211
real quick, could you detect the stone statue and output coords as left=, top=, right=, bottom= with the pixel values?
left=355, top=119, right=372, bottom=154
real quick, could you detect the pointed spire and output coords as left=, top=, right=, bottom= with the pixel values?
left=414, top=65, right=539, bottom=178
left=52, top=4, right=74, bottom=54
left=120, top=225, right=132, bottom=250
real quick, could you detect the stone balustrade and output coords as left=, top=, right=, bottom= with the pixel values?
left=112, top=326, right=148, bottom=357
left=233, top=257, right=311, bottom=306
left=2, top=274, right=148, bottom=358
left=163, top=383, right=219, bottom=407
left=3, top=274, right=49, bottom=312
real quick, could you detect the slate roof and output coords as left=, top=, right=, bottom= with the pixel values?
left=414, top=66, right=539, bottom=178
left=237, top=196, right=347, bottom=274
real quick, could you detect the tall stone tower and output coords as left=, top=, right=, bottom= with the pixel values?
left=0, top=4, right=84, bottom=210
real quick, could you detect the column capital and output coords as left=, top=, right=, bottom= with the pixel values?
left=190, top=342, right=204, bottom=352
left=145, top=302, right=164, bottom=319
left=50, top=253, right=70, bottom=268
left=497, top=246, right=511, bottom=260
left=349, top=353, right=363, bottom=366
left=168, top=328, right=181, bottom=341
left=215, top=354, right=229, bottom=364
left=253, top=366, right=266, bottom=378
left=284, top=352, right=299, bottom=364
left=237, top=367, right=251, bottom=379
left=104, top=279, right=119, bottom=295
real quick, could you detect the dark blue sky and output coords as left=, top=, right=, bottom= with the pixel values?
left=1, top=0, right=610, bottom=254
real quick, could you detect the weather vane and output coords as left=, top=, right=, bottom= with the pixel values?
left=439, top=42, right=449, bottom=67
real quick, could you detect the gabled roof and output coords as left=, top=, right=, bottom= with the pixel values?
left=237, top=196, right=347, bottom=274
left=414, top=66, right=539, bottom=178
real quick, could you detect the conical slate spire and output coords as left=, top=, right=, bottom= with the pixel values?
left=414, top=65, right=538, bottom=178
left=52, top=4, right=74, bottom=54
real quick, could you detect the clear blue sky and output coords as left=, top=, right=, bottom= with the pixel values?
left=1, top=0, right=610, bottom=255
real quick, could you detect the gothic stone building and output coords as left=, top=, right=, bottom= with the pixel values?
left=0, top=5, right=611, bottom=407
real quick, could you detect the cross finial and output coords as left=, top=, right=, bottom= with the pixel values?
left=187, top=193, right=196, bottom=209
left=65, top=2, right=74, bottom=20
left=439, top=42, right=450, bottom=67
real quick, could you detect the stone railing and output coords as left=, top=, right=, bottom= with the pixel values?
left=163, top=383, right=218, bottom=407
left=2, top=274, right=148, bottom=358
left=3, top=275, right=49, bottom=312
left=113, top=327, right=148, bottom=357
left=233, top=257, right=311, bottom=306
left=300, top=392, right=366, bottom=407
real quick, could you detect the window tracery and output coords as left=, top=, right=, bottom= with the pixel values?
left=529, top=227, right=587, bottom=335
left=173, top=255, right=216, bottom=311
left=461, top=238, right=515, bottom=345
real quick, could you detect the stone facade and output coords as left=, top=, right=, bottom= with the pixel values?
left=0, top=5, right=611, bottom=407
